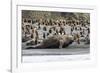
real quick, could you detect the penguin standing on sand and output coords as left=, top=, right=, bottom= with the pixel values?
left=31, top=27, right=39, bottom=45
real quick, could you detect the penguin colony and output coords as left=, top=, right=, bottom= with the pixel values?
left=22, top=12, right=90, bottom=49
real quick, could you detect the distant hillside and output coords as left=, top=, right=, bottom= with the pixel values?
left=22, top=10, right=90, bottom=22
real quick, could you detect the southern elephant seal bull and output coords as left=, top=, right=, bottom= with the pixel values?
left=26, top=35, right=75, bottom=49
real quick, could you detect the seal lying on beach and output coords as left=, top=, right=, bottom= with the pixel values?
left=26, top=34, right=77, bottom=49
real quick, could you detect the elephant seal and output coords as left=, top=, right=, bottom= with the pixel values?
left=26, top=34, right=75, bottom=49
